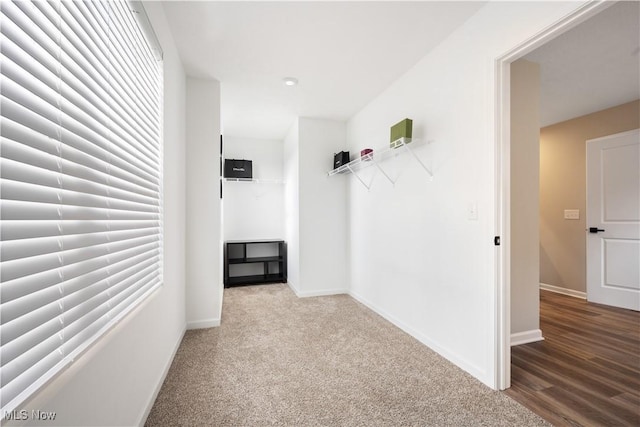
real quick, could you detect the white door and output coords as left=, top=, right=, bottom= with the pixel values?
left=586, top=129, right=640, bottom=311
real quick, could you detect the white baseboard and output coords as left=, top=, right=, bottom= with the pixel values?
left=348, top=290, right=488, bottom=386
left=186, top=318, right=220, bottom=329
left=138, top=326, right=186, bottom=426
left=296, top=288, right=348, bottom=298
left=540, top=282, right=586, bottom=299
left=287, top=281, right=347, bottom=298
left=511, top=329, right=544, bottom=346
left=287, top=281, right=301, bottom=297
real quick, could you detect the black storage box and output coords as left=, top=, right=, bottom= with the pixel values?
left=224, top=159, right=253, bottom=179
left=333, top=151, right=350, bottom=169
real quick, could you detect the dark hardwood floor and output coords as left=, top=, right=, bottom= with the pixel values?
left=505, top=290, right=640, bottom=426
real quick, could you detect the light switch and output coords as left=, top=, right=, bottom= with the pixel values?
left=468, top=203, right=478, bottom=220
left=564, top=209, right=579, bottom=220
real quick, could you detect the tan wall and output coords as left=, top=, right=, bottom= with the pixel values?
left=539, top=100, right=640, bottom=293
left=511, top=59, right=541, bottom=335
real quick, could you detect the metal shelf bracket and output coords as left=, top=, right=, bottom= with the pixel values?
left=328, top=139, right=433, bottom=189
left=346, top=163, right=374, bottom=190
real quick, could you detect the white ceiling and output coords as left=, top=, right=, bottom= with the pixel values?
left=161, top=1, right=640, bottom=140
left=162, top=1, right=486, bottom=140
left=525, top=0, right=640, bottom=127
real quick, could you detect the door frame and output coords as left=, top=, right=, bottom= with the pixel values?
left=494, top=0, right=612, bottom=389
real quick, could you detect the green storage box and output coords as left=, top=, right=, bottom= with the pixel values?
left=390, top=118, right=413, bottom=148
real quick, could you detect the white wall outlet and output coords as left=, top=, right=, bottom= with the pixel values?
left=564, top=209, right=580, bottom=220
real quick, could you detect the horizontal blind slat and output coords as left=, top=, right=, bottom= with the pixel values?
left=1, top=219, right=159, bottom=241
left=1, top=199, right=160, bottom=222
left=0, top=343, right=66, bottom=411
left=1, top=179, right=160, bottom=213
left=1, top=157, right=160, bottom=208
left=1, top=225, right=158, bottom=262
left=59, top=248, right=160, bottom=315
left=63, top=265, right=158, bottom=330
left=1, top=314, right=64, bottom=367
left=61, top=277, right=161, bottom=367
left=89, top=2, right=160, bottom=128
left=0, top=268, right=63, bottom=315
left=54, top=15, right=160, bottom=159
left=105, top=270, right=160, bottom=319
left=1, top=124, right=160, bottom=199
left=2, top=1, right=61, bottom=71
left=0, top=288, right=63, bottom=337
left=0, top=98, right=158, bottom=191
left=2, top=245, right=160, bottom=328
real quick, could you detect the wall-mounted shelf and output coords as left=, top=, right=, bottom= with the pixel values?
left=327, top=139, right=432, bottom=190
left=224, top=178, right=285, bottom=184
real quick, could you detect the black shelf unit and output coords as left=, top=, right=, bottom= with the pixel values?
left=224, top=239, right=287, bottom=287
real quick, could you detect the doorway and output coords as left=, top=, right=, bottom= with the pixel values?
left=495, top=0, right=615, bottom=390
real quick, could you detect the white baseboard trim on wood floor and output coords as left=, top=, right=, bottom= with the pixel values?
left=511, top=329, right=544, bottom=346
left=540, top=283, right=586, bottom=299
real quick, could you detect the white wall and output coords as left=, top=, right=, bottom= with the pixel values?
left=283, top=121, right=300, bottom=290
left=510, top=59, right=541, bottom=342
left=6, top=3, right=187, bottom=425
left=284, top=118, right=349, bottom=297
left=297, top=118, right=349, bottom=296
left=185, top=78, right=223, bottom=329
left=345, top=1, right=587, bottom=388
left=223, top=137, right=285, bottom=240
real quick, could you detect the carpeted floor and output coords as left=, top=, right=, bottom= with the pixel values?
left=145, top=283, right=548, bottom=426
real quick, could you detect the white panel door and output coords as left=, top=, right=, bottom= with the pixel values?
left=586, top=129, right=640, bottom=311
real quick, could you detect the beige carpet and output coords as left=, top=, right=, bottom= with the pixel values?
left=146, top=283, right=548, bottom=426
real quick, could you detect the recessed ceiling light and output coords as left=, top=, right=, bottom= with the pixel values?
left=283, top=77, right=298, bottom=86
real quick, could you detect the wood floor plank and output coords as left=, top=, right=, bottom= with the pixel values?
left=542, top=316, right=639, bottom=354
left=505, top=384, right=592, bottom=427
left=540, top=385, right=637, bottom=426
left=612, top=393, right=640, bottom=418
left=539, top=336, right=595, bottom=361
left=505, top=384, right=583, bottom=427
left=510, top=363, right=552, bottom=392
left=506, top=290, right=640, bottom=427
left=511, top=346, right=627, bottom=398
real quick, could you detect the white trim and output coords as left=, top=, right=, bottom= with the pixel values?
left=138, top=326, right=186, bottom=426
left=287, top=281, right=301, bottom=296
left=349, top=291, right=488, bottom=386
left=288, top=281, right=347, bottom=298
left=296, top=288, right=348, bottom=298
left=494, top=46, right=511, bottom=391
left=540, top=283, right=587, bottom=299
left=186, top=318, right=221, bottom=329
left=586, top=128, right=640, bottom=144
left=511, top=329, right=544, bottom=347
left=494, top=0, right=611, bottom=391
left=128, top=1, right=163, bottom=60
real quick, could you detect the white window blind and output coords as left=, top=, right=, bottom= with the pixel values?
left=0, top=0, right=162, bottom=413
